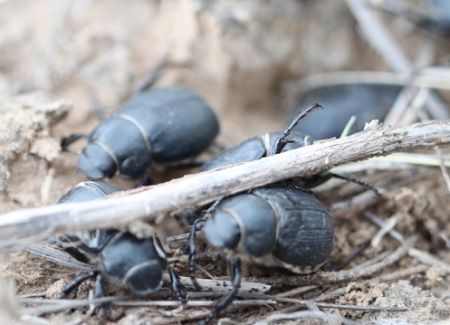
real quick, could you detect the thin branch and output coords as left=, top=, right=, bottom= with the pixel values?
left=21, top=297, right=277, bottom=316
left=0, top=121, right=450, bottom=252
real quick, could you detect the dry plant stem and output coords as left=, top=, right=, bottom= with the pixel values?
left=297, top=70, right=450, bottom=92
left=256, top=238, right=414, bottom=287
left=1, top=121, right=450, bottom=252
left=21, top=297, right=277, bottom=316
left=434, top=145, right=450, bottom=193
left=364, top=212, right=450, bottom=272
left=254, top=310, right=357, bottom=325
left=175, top=275, right=271, bottom=294
left=346, top=0, right=449, bottom=121
left=240, top=293, right=407, bottom=312
left=329, top=190, right=379, bottom=218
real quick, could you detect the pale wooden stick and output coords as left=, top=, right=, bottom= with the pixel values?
left=0, top=120, right=450, bottom=252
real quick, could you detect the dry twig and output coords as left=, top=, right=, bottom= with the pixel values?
left=364, top=212, right=450, bottom=272
left=0, top=121, right=450, bottom=252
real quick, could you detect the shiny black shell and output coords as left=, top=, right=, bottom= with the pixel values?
left=290, top=83, right=401, bottom=140
left=200, top=130, right=309, bottom=171
left=202, top=187, right=334, bottom=268
left=254, top=187, right=334, bottom=267
left=78, top=87, right=220, bottom=179
left=56, top=181, right=166, bottom=296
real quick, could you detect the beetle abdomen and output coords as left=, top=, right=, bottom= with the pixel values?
left=120, top=87, right=219, bottom=163
left=291, top=83, right=401, bottom=139
left=253, top=187, right=334, bottom=268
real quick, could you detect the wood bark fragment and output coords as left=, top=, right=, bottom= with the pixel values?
left=0, top=120, right=449, bottom=252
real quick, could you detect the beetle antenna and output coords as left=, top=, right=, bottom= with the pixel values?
left=188, top=218, right=206, bottom=291
left=273, top=103, right=322, bottom=154
left=328, top=172, right=380, bottom=198
left=59, top=270, right=97, bottom=298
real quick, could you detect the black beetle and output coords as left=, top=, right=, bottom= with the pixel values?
left=200, top=104, right=316, bottom=172
left=199, top=103, right=377, bottom=193
left=416, top=0, right=450, bottom=36
left=188, top=185, right=334, bottom=319
left=55, top=181, right=185, bottom=302
left=73, top=86, right=219, bottom=180
left=289, top=83, right=401, bottom=140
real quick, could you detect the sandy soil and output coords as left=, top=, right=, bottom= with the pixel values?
left=0, top=0, right=449, bottom=324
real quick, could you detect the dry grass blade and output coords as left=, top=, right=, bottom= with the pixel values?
left=21, top=297, right=277, bottom=316
left=434, top=146, right=450, bottom=194
left=364, top=212, right=450, bottom=273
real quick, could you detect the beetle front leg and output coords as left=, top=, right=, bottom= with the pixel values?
left=59, top=271, right=97, bottom=298
left=167, top=266, right=187, bottom=302
left=205, top=257, right=241, bottom=322
left=93, top=274, right=109, bottom=318
left=60, top=134, right=87, bottom=151
left=93, top=274, right=124, bottom=321
left=188, top=218, right=206, bottom=291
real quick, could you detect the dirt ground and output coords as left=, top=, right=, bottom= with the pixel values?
left=0, top=0, right=450, bottom=324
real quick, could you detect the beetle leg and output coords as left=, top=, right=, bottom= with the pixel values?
left=137, top=52, right=170, bottom=92
left=59, top=271, right=97, bottom=298
left=92, top=274, right=124, bottom=321
left=137, top=173, right=153, bottom=187
left=188, top=218, right=206, bottom=291
left=168, top=266, right=187, bottom=302
left=327, top=240, right=371, bottom=271
left=328, top=172, right=380, bottom=198
left=93, top=274, right=109, bottom=317
left=60, top=134, right=86, bottom=151
left=206, top=257, right=241, bottom=322
left=272, top=103, right=322, bottom=155
left=165, top=159, right=205, bottom=169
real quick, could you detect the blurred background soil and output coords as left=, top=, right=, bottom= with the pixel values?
left=0, top=0, right=450, bottom=324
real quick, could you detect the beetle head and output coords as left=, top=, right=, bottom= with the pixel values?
left=78, top=143, right=116, bottom=180
left=124, top=260, right=164, bottom=296
left=202, top=210, right=241, bottom=250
